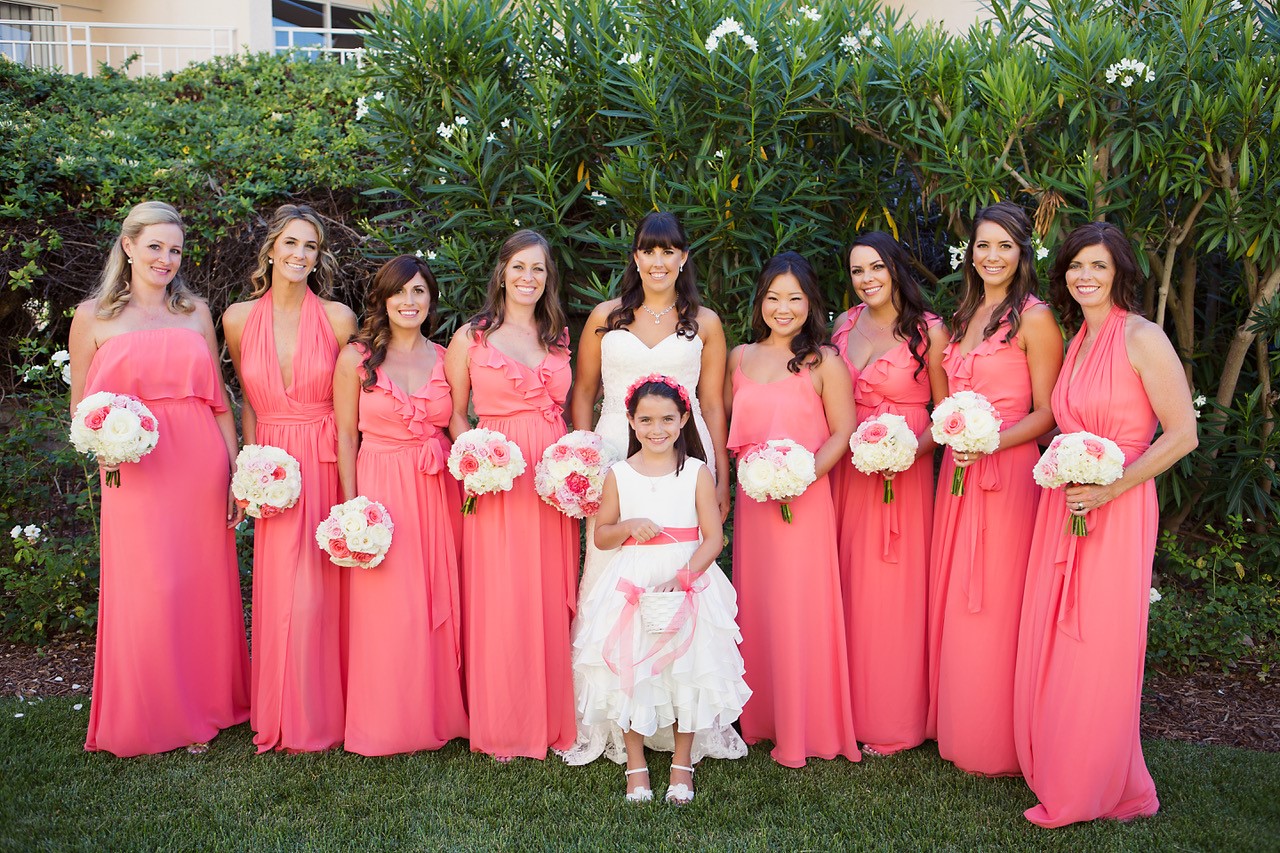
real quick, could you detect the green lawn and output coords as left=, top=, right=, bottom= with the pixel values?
left=1, top=697, right=1276, bottom=851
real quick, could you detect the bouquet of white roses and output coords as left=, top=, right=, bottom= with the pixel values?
left=849, top=413, right=919, bottom=503
left=447, top=427, right=526, bottom=514
left=232, top=445, right=302, bottom=519
left=930, top=390, right=1003, bottom=496
left=736, top=438, right=816, bottom=523
left=534, top=430, right=616, bottom=518
left=69, top=391, right=160, bottom=487
left=1033, top=431, right=1125, bottom=536
left=315, top=496, right=394, bottom=568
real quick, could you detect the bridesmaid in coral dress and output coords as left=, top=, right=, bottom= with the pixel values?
left=224, top=204, right=356, bottom=753
left=334, top=255, right=468, bottom=755
left=927, top=202, right=1063, bottom=775
left=1014, top=223, right=1196, bottom=827
left=726, top=251, right=859, bottom=768
left=68, top=201, right=249, bottom=756
left=444, top=229, right=579, bottom=760
left=829, top=233, right=949, bottom=757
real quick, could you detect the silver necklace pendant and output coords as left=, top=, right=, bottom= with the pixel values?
left=641, top=303, right=675, bottom=324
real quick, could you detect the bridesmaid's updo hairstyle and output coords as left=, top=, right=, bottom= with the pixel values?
left=751, top=251, right=828, bottom=374
left=952, top=201, right=1040, bottom=345
left=471, top=229, right=568, bottom=351
left=1050, top=222, right=1142, bottom=333
left=249, top=203, right=340, bottom=298
left=624, top=377, right=707, bottom=474
left=604, top=211, right=702, bottom=340
left=849, top=231, right=931, bottom=379
left=93, top=200, right=199, bottom=320
left=352, top=254, right=439, bottom=392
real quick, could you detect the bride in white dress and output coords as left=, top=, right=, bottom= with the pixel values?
left=560, top=211, right=741, bottom=765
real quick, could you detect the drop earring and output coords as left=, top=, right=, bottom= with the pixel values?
left=126, top=257, right=133, bottom=264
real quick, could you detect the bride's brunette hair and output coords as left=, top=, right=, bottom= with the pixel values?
left=625, top=378, right=706, bottom=475
left=751, top=251, right=828, bottom=374
left=471, top=229, right=568, bottom=350
left=351, top=254, right=439, bottom=392
left=604, top=211, right=701, bottom=340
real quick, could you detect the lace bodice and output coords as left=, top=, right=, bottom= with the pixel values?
left=599, top=330, right=705, bottom=418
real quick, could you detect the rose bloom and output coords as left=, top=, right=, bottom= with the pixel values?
left=942, top=412, right=967, bottom=435
left=861, top=422, right=889, bottom=442
left=272, top=466, right=288, bottom=480
left=86, top=407, right=110, bottom=430
left=328, top=538, right=352, bottom=559
left=565, top=471, right=590, bottom=496
left=489, top=442, right=511, bottom=464
left=577, top=447, right=601, bottom=466
left=139, top=416, right=157, bottom=432
left=458, top=453, right=481, bottom=475
left=259, top=504, right=283, bottom=519
left=1082, top=438, right=1105, bottom=459
left=363, top=503, right=384, bottom=525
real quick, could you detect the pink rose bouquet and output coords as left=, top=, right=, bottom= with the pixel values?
left=315, top=496, right=394, bottom=568
left=231, top=444, right=302, bottom=519
left=849, top=413, right=919, bottom=503
left=446, top=427, right=526, bottom=514
left=929, top=390, right=1003, bottom=496
left=69, top=391, right=160, bottom=487
left=736, top=438, right=816, bottom=524
left=534, top=430, right=616, bottom=518
left=1033, top=431, right=1125, bottom=536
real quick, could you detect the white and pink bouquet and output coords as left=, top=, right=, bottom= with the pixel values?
left=736, top=438, right=816, bottom=524
left=849, top=413, right=920, bottom=503
left=1033, top=431, right=1126, bottom=536
left=447, top=427, right=526, bottom=514
left=535, top=430, right=616, bottom=518
left=315, top=496, right=394, bottom=568
left=231, top=445, right=302, bottom=519
left=930, top=390, right=1003, bottom=496
left=69, top=391, right=160, bottom=487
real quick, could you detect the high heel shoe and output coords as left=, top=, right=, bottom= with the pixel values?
left=665, top=764, right=695, bottom=805
left=624, top=767, right=653, bottom=803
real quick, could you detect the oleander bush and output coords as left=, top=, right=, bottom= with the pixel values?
left=1, top=0, right=1277, bottom=669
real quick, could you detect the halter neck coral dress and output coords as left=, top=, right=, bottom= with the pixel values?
left=83, top=328, right=250, bottom=756
left=240, top=288, right=344, bottom=753
left=462, top=332, right=579, bottom=759
left=344, top=343, right=468, bottom=755
left=1014, top=307, right=1160, bottom=826
left=728, top=358, right=859, bottom=767
left=831, top=307, right=939, bottom=755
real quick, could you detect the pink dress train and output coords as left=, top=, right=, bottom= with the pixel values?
left=927, top=297, right=1047, bottom=775
left=831, top=308, right=938, bottom=755
left=240, top=288, right=344, bottom=753
left=462, top=332, right=579, bottom=758
left=83, top=328, right=250, bottom=756
left=1014, top=307, right=1160, bottom=826
left=728, top=363, right=860, bottom=767
left=344, top=344, right=468, bottom=755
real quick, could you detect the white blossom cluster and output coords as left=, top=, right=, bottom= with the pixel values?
left=315, top=496, right=395, bottom=569
left=949, top=242, right=968, bottom=271
left=705, top=17, right=758, bottom=54
left=1032, top=431, right=1125, bottom=490
left=840, top=26, right=876, bottom=55
left=69, top=392, right=160, bottom=467
left=588, top=191, right=608, bottom=206
left=231, top=444, right=303, bottom=519
left=9, top=524, right=42, bottom=544
left=849, top=413, right=919, bottom=477
left=1105, top=58, right=1155, bottom=88
left=414, top=249, right=438, bottom=260
left=534, top=430, right=616, bottom=518
left=436, top=114, right=470, bottom=139
left=447, top=427, right=527, bottom=501
left=737, top=439, right=816, bottom=504
left=930, top=390, right=1002, bottom=455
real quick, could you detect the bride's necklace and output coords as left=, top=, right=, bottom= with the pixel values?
left=640, top=302, right=675, bottom=325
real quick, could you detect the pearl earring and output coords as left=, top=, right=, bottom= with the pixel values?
left=268, top=258, right=274, bottom=264
left=679, top=264, right=685, bottom=273
left=126, top=257, right=133, bottom=264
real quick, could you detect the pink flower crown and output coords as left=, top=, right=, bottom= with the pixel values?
left=624, top=373, right=692, bottom=411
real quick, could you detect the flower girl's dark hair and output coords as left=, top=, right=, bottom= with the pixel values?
left=624, top=377, right=706, bottom=475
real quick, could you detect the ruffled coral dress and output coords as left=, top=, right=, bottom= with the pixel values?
left=1014, top=307, right=1160, bottom=826
left=344, top=343, right=468, bottom=755
left=83, top=328, right=250, bottom=756
left=927, top=297, right=1047, bottom=775
left=728, top=362, right=859, bottom=767
left=831, top=307, right=938, bottom=755
left=462, top=332, right=579, bottom=758
left=240, top=288, right=344, bottom=753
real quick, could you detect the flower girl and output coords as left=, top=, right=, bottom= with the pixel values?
left=571, top=375, right=750, bottom=804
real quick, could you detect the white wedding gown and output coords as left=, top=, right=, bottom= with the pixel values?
left=558, top=328, right=746, bottom=766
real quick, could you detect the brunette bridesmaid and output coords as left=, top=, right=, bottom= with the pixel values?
left=927, top=202, right=1062, bottom=775
left=224, top=204, right=356, bottom=753
left=333, top=255, right=468, bottom=755
left=725, top=251, right=859, bottom=767
left=1014, top=223, right=1196, bottom=826
left=443, top=229, right=578, bottom=760
left=830, top=233, right=948, bottom=756
left=68, top=201, right=249, bottom=756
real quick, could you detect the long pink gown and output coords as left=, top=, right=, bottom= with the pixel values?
left=1014, top=307, right=1160, bottom=826
left=831, top=308, right=938, bottom=755
left=463, top=332, right=579, bottom=758
left=344, top=344, right=469, bottom=755
left=240, top=288, right=344, bottom=753
left=927, top=297, right=1047, bottom=775
left=728, top=362, right=860, bottom=768
left=83, top=328, right=250, bottom=756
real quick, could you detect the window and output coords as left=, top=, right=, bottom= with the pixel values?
left=273, top=0, right=366, bottom=54
left=0, top=2, right=56, bottom=68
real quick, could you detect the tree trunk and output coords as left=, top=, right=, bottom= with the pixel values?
left=1215, top=264, right=1280, bottom=407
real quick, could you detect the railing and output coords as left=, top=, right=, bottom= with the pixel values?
left=0, top=20, right=236, bottom=77
left=272, top=27, right=367, bottom=65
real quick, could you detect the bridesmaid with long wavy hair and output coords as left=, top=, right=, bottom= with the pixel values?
left=1014, top=223, right=1196, bottom=826
left=927, top=201, right=1062, bottom=776
left=224, top=204, right=356, bottom=753
left=68, top=201, right=249, bottom=756
left=443, top=229, right=579, bottom=761
left=829, top=232, right=948, bottom=757
left=334, top=255, right=468, bottom=755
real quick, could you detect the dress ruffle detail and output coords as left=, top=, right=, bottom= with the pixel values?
left=469, top=330, right=571, bottom=423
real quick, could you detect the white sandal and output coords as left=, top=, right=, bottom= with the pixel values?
left=624, top=767, right=653, bottom=803
left=665, top=764, right=695, bottom=805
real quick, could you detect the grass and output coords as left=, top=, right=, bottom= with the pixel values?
left=1, top=698, right=1277, bottom=851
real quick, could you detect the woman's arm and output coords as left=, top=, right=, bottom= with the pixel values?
left=813, top=348, right=856, bottom=479
left=997, top=304, right=1063, bottom=451
left=196, top=301, right=244, bottom=527
left=333, top=344, right=363, bottom=502
left=444, top=325, right=474, bottom=441
left=570, top=303, right=610, bottom=431
left=67, top=300, right=99, bottom=413
left=221, top=302, right=257, bottom=446
left=697, top=309, right=732, bottom=518
left=323, top=299, right=358, bottom=348
left=916, top=322, right=952, bottom=458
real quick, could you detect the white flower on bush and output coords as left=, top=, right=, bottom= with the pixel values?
left=949, top=242, right=968, bottom=270
left=1035, top=242, right=1049, bottom=261
left=706, top=17, right=758, bottom=54
left=714, top=149, right=725, bottom=159
left=355, top=96, right=369, bottom=120
left=454, top=115, right=469, bottom=127
left=373, top=91, right=384, bottom=101
left=500, top=118, right=511, bottom=128
left=1193, top=395, right=1207, bottom=418
left=588, top=191, right=608, bottom=206
left=485, top=132, right=497, bottom=143
left=1105, top=58, right=1155, bottom=88
left=9, top=525, right=20, bottom=540
left=799, top=5, right=821, bottom=21
left=620, top=52, right=643, bottom=65
left=1149, top=587, right=1162, bottom=604
left=23, top=524, right=41, bottom=542
left=436, top=122, right=455, bottom=139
